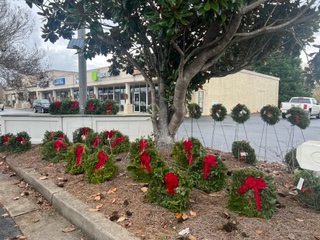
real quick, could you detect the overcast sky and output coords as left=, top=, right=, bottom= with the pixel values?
left=14, top=0, right=320, bottom=72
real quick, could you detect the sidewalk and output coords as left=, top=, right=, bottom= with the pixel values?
left=0, top=158, right=139, bottom=240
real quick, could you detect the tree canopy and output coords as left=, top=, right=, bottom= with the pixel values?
left=0, top=0, right=47, bottom=98
left=26, top=0, right=320, bottom=145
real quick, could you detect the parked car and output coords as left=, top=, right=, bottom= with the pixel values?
left=32, top=99, right=50, bottom=113
left=280, top=97, right=320, bottom=119
left=0, top=102, right=4, bottom=111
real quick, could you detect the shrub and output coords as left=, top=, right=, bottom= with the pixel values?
left=100, top=99, right=119, bottom=115
left=284, top=148, right=300, bottom=173
left=231, top=140, right=257, bottom=165
left=227, top=167, right=277, bottom=219
left=292, top=170, right=320, bottom=211
left=85, top=99, right=101, bottom=114
left=8, top=131, right=31, bottom=152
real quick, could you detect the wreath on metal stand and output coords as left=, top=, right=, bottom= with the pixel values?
left=258, top=105, right=282, bottom=160
left=231, top=104, right=250, bottom=142
left=210, top=104, right=229, bottom=151
left=187, top=103, right=205, bottom=145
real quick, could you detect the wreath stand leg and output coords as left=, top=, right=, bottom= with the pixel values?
left=258, top=122, right=267, bottom=160
left=273, top=125, right=283, bottom=161
left=211, top=121, right=216, bottom=149
left=220, top=122, right=230, bottom=152
left=195, top=119, right=206, bottom=146
left=242, top=123, right=249, bottom=141
left=191, top=118, right=194, bottom=137
left=234, top=123, right=239, bottom=142
left=182, top=121, right=189, bottom=138
left=286, top=125, right=295, bottom=165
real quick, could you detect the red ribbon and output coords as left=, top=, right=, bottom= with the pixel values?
left=3, top=134, right=10, bottom=143
left=15, top=136, right=25, bottom=144
left=75, top=145, right=84, bottom=165
left=139, top=139, right=148, bottom=152
left=203, top=154, right=216, bottom=179
left=95, top=150, right=108, bottom=171
left=87, top=102, right=94, bottom=111
left=54, top=101, right=61, bottom=110
left=57, top=133, right=64, bottom=140
left=92, top=136, right=100, bottom=147
left=70, top=101, right=79, bottom=108
left=81, top=127, right=90, bottom=135
left=293, top=113, right=299, bottom=123
left=106, top=102, right=111, bottom=114
left=110, top=135, right=125, bottom=148
left=105, top=130, right=114, bottom=139
left=183, top=140, right=193, bottom=164
left=164, top=172, right=178, bottom=195
left=52, top=140, right=67, bottom=151
left=139, top=151, right=151, bottom=172
left=237, top=175, right=266, bottom=211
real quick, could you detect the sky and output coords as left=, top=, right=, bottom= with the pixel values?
left=13, top=0, right=320, bottom=73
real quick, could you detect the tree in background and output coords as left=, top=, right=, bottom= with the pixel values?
left=0, top=0, right=47, bottom=101
left=253, top=53, right=312, bottom=106
left=26, top=0, right=320, bottom=147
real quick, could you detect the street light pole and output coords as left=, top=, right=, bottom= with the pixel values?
left=78, top=29, right=87, bottom=114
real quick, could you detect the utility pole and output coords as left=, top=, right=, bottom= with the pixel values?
left=78, top=29, right=87, bottom=114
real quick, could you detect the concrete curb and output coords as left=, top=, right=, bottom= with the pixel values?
left=6, top=159, right=139, bottom=240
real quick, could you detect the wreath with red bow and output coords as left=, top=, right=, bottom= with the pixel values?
left=286, top=107, right=310, bottom=130
left=0, top=133, right=13, bottom=152
left=101, top=100, right=119, bottom=115
left=42, top=130, right=70, bottom=144
left=187, top=103, right=202, bottom=119
left=99, top=129, right=130, bottom=154
left=72, top=127, right=94, bottom=143
left=64, top=143, right=90, bottom=174
left=260, top=105, right=280, bottom=126
left=39, top=137, right=69, bottom=162
left=231, top=104, right=250, bottom=124
left=231, top=140, right=257, bottom=165
left=8, top=131, right=31, bottom=153
left=211, top=104, right=227, bottom=122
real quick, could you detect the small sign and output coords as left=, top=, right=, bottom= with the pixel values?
left=52, top=77, right=65, bottom=86
left=296, top=178, right=304, bottom=190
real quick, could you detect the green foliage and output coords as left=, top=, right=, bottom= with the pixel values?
left=39, top=138, right=69, bottom=162
left=171, top=137, right=205, bottom=169
left=188, top=154, right=227, bottom=193
left=231, top=104, right=250, bottom=124
left=8, top=131, right=32, bottom=152
left=293, top=170, right=320, bottom=211
left=284, top=148, right=300, bottom=173
left=187, top=103, right=202, bottom=119
left=85, top=99, right=101, bottom=115
left=260, top=104, right=281, bottom=126
left=211, top=104, right=227, bottom=122
left=72, top=127, right=94, bottom=143
left=227, top=168, right=277, bottom=219
left=82, top=149, right=118, bottom=184
left=127, top=137, right=166, bottom=182
left=286, top=107, right=310, bottom=130
left=60, top=98, right=79, bottom=114
left=232, top=141, right=257, bottom=165
left=49, top=101, right=62, bottom=114
left=100, top=99, right=119, bottom=115
left=0, top=133, right=13, bottom=152
left=42, top=130, right=70, bottom=144
left=146, top=166, right=193, bottom=212
left=100, top=130, right=130, bottom=155
left=82, top=131, right=102, bottom=152
left=64, top=143, right=90, bottom=174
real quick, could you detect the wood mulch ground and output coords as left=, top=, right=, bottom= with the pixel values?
left=1, top=145, right=320, bottom=240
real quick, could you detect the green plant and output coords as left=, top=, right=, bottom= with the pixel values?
left=64, top=143, right=90, bottom=174
left=0, top=133, right=13, bottom=152
left=227, top=167, right=277, bottom=219
left=49, top=100, right=62, bottom=114
left=286, top=107, right=310, bottom=130
left=293, top=170, right=320, bottom=211
left=8, top=131, right=31, bottom=152
left=39, top=138, right=69, bottom=162
left=284, top=148, right=300, bottom=173
left=231, top=104, right=250, bottom=124
left=99, top=129, right=130, bottom=155
left=60, top=98, right=79, bottom=114
left=85, top=99, right=101, bottom=114
left=72, top=127, right=94, bottom=143
left=100, top=99, right=119, bottom=115
left=231, top=140, right=257, bottom=165
left=42, top=130, right=69, bottom=144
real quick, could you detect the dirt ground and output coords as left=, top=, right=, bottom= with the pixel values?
left=1, top=145, right=320, bottom=240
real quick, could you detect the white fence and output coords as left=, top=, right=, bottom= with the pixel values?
left=0, top=114, right=153, bottom=143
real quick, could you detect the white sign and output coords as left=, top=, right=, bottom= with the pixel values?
left=98, top=72, right=111, bottom=78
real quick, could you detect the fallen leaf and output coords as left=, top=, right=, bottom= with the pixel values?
left=314, top=235, right=320, bottom=240
left=39, top=176, right=48, bottom=180
left=188, top=234, right=197, bottom=240
left=182, top=213, right=189, bottom=221
left=88, top=208, right=99, bottom=212
left=108, top=187, right=117, bottom=193
left=125, top=220, right=132, bottom=228
left=14, top=197, right=20, bottom=200
left=94, top=195, right=101, bottom=201
left=255, top=229, right=263, bottom=235
left=117, top=216, right=126, bottom=222
left=178, top=227, right=190, bottom=235
left=190, top=210, right=197, bottom=217
left=295, top=218, right=304, bottom=222
left=111, top=198, right=116, bottom=204
left=95, top=203, right=103, bottom=210
left=62, top=225, right=76, bottom=233
left=140, top=187, right=148, bottom=192
left=175, top=212, right=183, bottom=219
left=1, top=213, right=9, bottom=217
left=16, top=235, right=27, bottom=240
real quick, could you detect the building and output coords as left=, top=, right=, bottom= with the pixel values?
left=4, top=67, right=279, bottom=115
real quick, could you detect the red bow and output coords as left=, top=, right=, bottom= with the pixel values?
left=293, top=113, right=299, bottom=124
left=92, top=136, right=100, bottom=147
left=3, top=134, right=10, bottom=143
left=106, top=102, right=111, bottom=114
left=164, top=172, right=179, bottom=195
left=183, top=140, right=193, bottom=164
left=139, top=139, right=148, bottom=152
left=52, top=140, right=67, bottom=151
left=54, top=101, right=61, bottom=109
left=237, top=175, right=266, bottom=211
left=87, top=102, right=94, bottom=111
left=139, top=151, right=151, bottom=172
left=15, top=136, right=25, bottom=144
left=70, top=101, right=79, bottom=108
left=110, top=135, right=125, bottom=148
left=203, top=154, right=216, bottom=179
left=105, top=130, right=114, bottom=139
left=95, top=150, right=108, bottom=171
left=57, top=133, right=64, bottom=140
left=75, top=145, right=84, bottom=165
left=81, top=127, right=90, bottom=135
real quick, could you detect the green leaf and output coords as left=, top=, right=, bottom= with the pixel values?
left=211, top=2, right=219, bottom=12
left=204, top=2, right=211, bottom=11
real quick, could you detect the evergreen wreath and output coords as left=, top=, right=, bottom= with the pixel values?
left=188, top=153, right=228, bottom=193
left=260, top=104, right=281, bottom=126
left=49, top=100, right=62, bottom=114
left=188, top=103, right=202, bottom=119
left=82, top=149, right=118, bottom=184
left=171, top=137, right=205, bottom=169
left=231, top=140, right=257, bottom=165
left=72, top=127, right=94, bottom=143
left=60, top=98, right=79, bottom=114
left=39, top=138, right=69, bottom=162
left=8, top=131, right=31, bottom=152
left=127, top=137, right=166, bottom=182
left=293, top=170, right=320, bottom=211
left=100, top=100, right=119, bottom=115
left=85, top=99, right=101, bottom=115
left=99, top=129, right=130, bottom=155
left=83, top=131, right=102, bottom=152
left=210, top=103, right=227, bottom=122
left=146, top=166, right=193, bottom=212
left=64, top=143, right=90, bottom=174
left=0, top=133, right=13, bottom=152
left=227, top=167, right=277, bottom=219
left=42, top=130, right=70, bottom=144
left=286, top=107, right=310, bottom=130
left=231, top=103, right=250, bottom=124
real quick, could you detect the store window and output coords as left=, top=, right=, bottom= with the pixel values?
left=130, top=84, right=148, bottom=112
